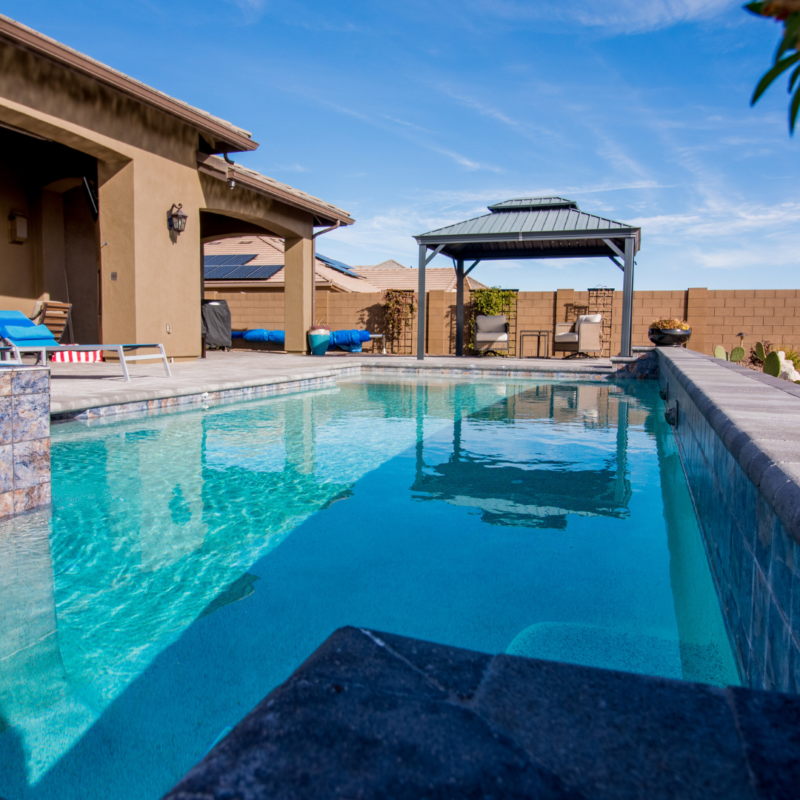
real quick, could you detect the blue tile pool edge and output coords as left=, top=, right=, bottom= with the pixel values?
left=657, top=348, right=800, bottom=693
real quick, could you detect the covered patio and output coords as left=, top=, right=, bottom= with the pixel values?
left=414, top=197, right=642, bottom=359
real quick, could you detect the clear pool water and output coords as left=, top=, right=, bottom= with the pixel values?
left=0, top=377, right=738, bottom=800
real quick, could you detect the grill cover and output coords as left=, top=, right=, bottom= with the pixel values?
left=201, top=300, right=232, bottom=348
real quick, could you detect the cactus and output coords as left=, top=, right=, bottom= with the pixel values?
left=764, top=350, right=781, bottom=377
left=755, top=341, right=767, bottom=362
left=714, top=345, right=728, bottom=360
left=730, top=346, right=745, bottom=363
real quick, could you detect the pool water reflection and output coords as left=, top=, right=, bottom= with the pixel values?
left=0, top=378, right=738, bottom=800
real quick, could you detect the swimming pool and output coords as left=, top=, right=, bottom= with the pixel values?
left=0, top=377, right=738, bottom=800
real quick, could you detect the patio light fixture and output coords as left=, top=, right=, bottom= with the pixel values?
left=167, top=203, right=188, bottom=234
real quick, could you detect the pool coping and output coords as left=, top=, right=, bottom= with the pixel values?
left=49, top=357, right=643, bottom=422
left=656, top=348, right=800, bottom=548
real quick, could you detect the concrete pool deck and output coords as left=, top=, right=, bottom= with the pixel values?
left=46, top=351, right=617, bottom=418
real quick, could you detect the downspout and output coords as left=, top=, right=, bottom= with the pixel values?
left=311, top=221, right=341, bottom=328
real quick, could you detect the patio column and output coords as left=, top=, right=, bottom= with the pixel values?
left=98, top=160, right=137, bottom=346
left=620, top=236, right=635, bottom=358
left=456, top=259, right=464, bottom=357
left=416, top=244, right=426, bottom=360
left=284, top=235, right=314, bottom=354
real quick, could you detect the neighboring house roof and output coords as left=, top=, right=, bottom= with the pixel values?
left=197, top=155, right=353, bottom=227
left=203, top=237, right=380, bottom=293
left=0, top=15, right=255, bottom=154
left=355, top=261, right=488, bottom=292
left=203, top=239, right=489, bottom=293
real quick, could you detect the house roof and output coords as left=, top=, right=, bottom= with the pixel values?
left=0, top=15, right=256, bottom=154
left=203, top=239, right=489, bottom=293
left=355, top=261, right=488, bottom=292
left=415, top=197, right=640, bottom=261
left=197, top=155, right=353, bottom=227
left=203, top=237, right=380, bottom=293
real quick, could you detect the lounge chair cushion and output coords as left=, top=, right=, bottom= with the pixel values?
left=475, top=314, right=507, bottom=333
left=475, top=332, right=509, bottom=343
left=1, top=324, right=55, bottom=342
left=577, top=314, right=602, bottom=328
left=554, top=332, right=579, bottom=343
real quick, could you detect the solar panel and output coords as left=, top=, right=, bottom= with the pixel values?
left=204, top=264, right=283, bottom=281
left=316, top=253, right=360, bottom=278
left=203, top=254, right=258, bottom=267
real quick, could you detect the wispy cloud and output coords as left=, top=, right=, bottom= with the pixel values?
left=271, top=91, right=504, bottom=173
left=468, top=0, right=739, bottom=33
left=436, top=86, right=556, bottom=140
left=266, top=163, right=309, bottom=173
left=631, top=201, right=800, bottom=238
left=223, top=0, right=267, bottom=23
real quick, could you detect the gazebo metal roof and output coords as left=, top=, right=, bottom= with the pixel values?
left=415, top=197, right=641, bottom=262
left=412, top=197, right=642, bottom=359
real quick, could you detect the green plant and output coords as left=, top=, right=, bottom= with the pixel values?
left=714, top=345, right=729, bottom=360
left=381, top=289, right=416, bottom=350
left=764, top=350, right=782, bottom=377
left=469, top=287, right=517, bottom=352
left=746, top=2, right=800, bottom=132
left=749, top=340, right=773, bottom=368
left=651, top=318, right=690, bottom=331
left=776, top=344, right=800, bottom=368
left=731, top=346, right=746, bottom=363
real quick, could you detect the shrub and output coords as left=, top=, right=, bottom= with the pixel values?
left=650, top=318, right=690, bottom=331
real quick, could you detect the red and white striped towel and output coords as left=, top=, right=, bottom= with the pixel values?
left=51, top=347, right=103, bottom=363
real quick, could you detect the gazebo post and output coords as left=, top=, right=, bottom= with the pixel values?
left=417, top=244, right=427, bottom=360
left=455, top=258, right=464, bottom=357
left=620, top=236, right=635, bottom=358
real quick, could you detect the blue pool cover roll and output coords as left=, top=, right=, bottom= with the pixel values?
left=234, top=329, right=367, bottom=349
left=241, top=330, right=285, bottom=344
left=328, top=329, right=371, bottom=352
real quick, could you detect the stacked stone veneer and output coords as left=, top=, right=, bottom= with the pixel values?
left=0, top=368, right=51, bottom=516
left=657, top=348, right=800, bottom=692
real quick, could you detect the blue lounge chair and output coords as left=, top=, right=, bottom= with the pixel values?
left=0, top=310, right=172, bottom=381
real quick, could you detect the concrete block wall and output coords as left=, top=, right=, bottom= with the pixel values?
left=206, top=287, right=800, bottom=358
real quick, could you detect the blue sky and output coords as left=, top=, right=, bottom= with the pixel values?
left=6, top=0, right=799, bottom=290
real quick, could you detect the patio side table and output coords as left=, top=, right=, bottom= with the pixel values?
left=519, top=330, right=550, bottom=359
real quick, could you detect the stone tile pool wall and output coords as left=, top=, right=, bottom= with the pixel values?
left=657, top=349, right=800, bottom=692
left=0, top=367, right=51, bottom=518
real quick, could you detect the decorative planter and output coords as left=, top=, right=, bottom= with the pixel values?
left=648, top=327, right=692, bottom=347
left=308, top=329, right=331, bottom=356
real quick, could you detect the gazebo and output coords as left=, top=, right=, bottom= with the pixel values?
left=413, top=197, right=642, bottom=359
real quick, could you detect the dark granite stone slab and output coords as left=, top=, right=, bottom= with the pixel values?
left=729, top=686, right=800, bottom=800
left=162, top=628, right=800, bottom=800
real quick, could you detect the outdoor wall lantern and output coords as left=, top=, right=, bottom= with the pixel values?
left=167, top=203, right=188, bottom=234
